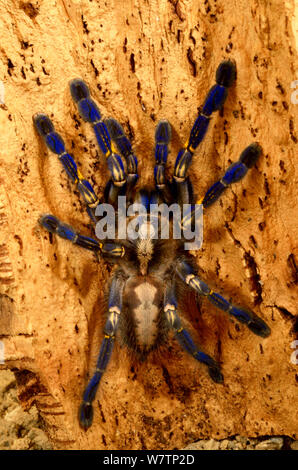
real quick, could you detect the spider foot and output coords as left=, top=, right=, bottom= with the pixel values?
left=201, top=60, right=236, bottom=117
left=247, top=314, right=271, bottom=338
left=239, top=142, right=262, bottom=168
left=69, top=78, right=101, bottom=123
left=175, top=61, right=236, bottom=167
left=34, top=113, right=54, bottom=138
left=229, top=306, right=271, bottom=338
left=193, top=351, right=223, bottom=384
left=155, top=119, right=171, bottom=150
left=201, top=142, right=262, bottom=208
left=208, top=365, right=224, bottom=384
left=216, top=59, right=236, bottom=88
left=39, top=214, right=59, bottom=233
left=39, top=214, right=101, bottom=251
left=79, top=401, right=94, bottom=430
left=34, top=113, right=66, bottom=155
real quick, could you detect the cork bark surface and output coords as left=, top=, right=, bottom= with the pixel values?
left=0, top=0, right=297, bottom=450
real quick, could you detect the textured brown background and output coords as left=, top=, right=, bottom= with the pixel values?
left=0, top=0, right=297, bottom=450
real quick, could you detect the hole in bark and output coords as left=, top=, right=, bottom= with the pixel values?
left=20, top=2, right=39, bottom=19
left=187, top=48, right=197, bottom=77
left=258, top=222, right=266, bottom=232
left=130, top=53, right=136, bottom=73
left=287, top=254, right=298, bottom=284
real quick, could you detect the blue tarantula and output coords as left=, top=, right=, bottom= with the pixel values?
left=34, top=60, right=270, bottom=430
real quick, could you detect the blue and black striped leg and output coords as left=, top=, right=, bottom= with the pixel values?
left=79, top=274, right=125, bottom=430
left=69, top=80, right=127, bottom=205
left=105, top=118, right=138, bottom=201
left=175, top=260, right=271, bottom=338
left=34, top=114, right=99, bottom=223
left=154, top=120, right=173, bottom=203
left=40, top=214, right=125, bottom=258
left=199, top=143, right=262, bottom=208
left=173, top=60, right=236, bottom=204
left=164, top=283, right=223, bottom=383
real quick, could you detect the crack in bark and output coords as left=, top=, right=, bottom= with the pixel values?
left=225, top=222, right=263, bottom=305
left=287, top=254, right=298, bottom=285
left=187, top=48, right=197, bottom=77
left=169, top=0, right=186, bottom=22
left=265, top=304, right=297, bottom=336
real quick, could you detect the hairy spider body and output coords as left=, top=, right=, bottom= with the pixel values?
left=34, top=60, right=270, bottom=430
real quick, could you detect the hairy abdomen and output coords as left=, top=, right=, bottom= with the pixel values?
left=121, top=277, right=163, bottom=357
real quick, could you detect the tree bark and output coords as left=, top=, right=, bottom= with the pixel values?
left=0, top=0, right=297, bottom=450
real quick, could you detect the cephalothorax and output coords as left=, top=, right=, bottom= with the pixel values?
left=34, top=60, right=270, bottom=430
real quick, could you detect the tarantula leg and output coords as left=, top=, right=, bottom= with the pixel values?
left=173, top=60, right=236, bottom=190
left=187, top=60, right=236, bottom=152
left=34, top=114, right=99, bottom=223
left=105, top=118, right=138, bottom=191
left=153, top=120, right=173, bottom=203
left=164, top=285, right=223, bottom=383
left=176, top=260, right=271, bottom=338
left=173, top=61, right=236, bottom=207
left=39, top=214, right=101, bottom=251
left=198, top=143, right=262, bottom=208
left=39, top=214, right=125, bottom=257
left=69, top=80, right=127, bottom=202
left=79, top=275, right=125, bottom=430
